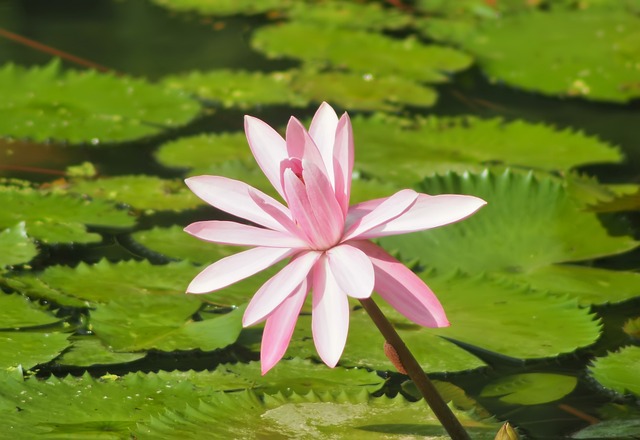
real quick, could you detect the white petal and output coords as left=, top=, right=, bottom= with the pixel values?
left=187, top=247, right=294, bottom=294
left=327, top=244, right=374, bottom=299
left=184, top=221, right=308, bottom=248
left=244, top=115, right=288, bottom=199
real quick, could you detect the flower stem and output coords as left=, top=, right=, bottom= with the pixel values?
left=359, top=297, right=471, bottom=440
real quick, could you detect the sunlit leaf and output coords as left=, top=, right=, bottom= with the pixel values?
left=91, top=298, right=243, bottom=352
left=286, top=1, right=411, bottom=31
left=56, top=337, right=146, bottom=367
left=67, top=175, right=203, bottom=212
left=162, top=69, right=307, bottom=108
left=252, top=23, right=472, bottom=83
left=589, top=346, right=640, bottom=396
left=0, top=292, right=60, bottom=329
left=353, top=115, right=621, bottom=185
left=0, top=184, right=136, bottom=244
left=480, top=373, right=578, bottom=405
left=0, top=60, right=201, bottom=144
left=287, top=272, right=600, bottom=373
left=623, top=317, right=640, bottom=339
left=380, top=170, right=639, bottom=304
left=0, top=332, right=69, bottom=370
left=136, top=389, right=501, bottom=439
left=149, top=0, right=293, bottom=16
left=0, top=222, right=38, bottom=267
left=422, top=8, right=640, bottom=102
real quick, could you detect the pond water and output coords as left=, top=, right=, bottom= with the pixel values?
left=1, top=1, right=639, bottom=439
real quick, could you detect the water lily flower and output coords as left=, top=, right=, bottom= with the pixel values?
left=184, top=103, right=486, bottom=374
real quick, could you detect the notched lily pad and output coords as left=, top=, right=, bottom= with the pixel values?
left=480, top=373, right=578, bottom=405
left=252, top=23, right=472, bottom=83
left=380, top=170, right=639, bottom=305
left=149, top=0, right=292, bottom=16
left=589, top=346, right=640, bottom=396
left=0, top=183, right=136, bottom=244
left=0, top=332, right=70, bottom=370
left=0, top=60, right=201, bottom=144
left=287, top=272, right=600, bottom=373
left=286, top=1, right=411, bottom=31
left=352, top=114, right=622, bottom=185
left=0, top=222, right=38, bottom=267
left=136, top=389, right=501, bottom=439
left=56, top=337, right=146, bottom=367
left=0, top=292, right=60, bottom=329
left=66, top=175, right=203, bottom=212
left=427, top=8, right=640, bottom=102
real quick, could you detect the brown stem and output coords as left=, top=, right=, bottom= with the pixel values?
left=0, top=27, right=117, bottom=74
left=359, top=297, right=471, bottom=440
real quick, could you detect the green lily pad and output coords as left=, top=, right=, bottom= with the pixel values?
left=291, top=70, right=438, bottom=112
left=0, top=292, right=60, bottom=329
left=0, top=60, right=201, bottom=144
left=2, top=276, right=88, bottom=308
left=149, top=0, right=292, bottom=16
left=589, top=346, right=640, bottom=396
left=286, top=1, right=412, bottom=31
left=136, top=389, right=501, bottom=439
left=0, top=184, right=136, bottom=244
left=287, top=272, right=600, bottom=373
left=572, top=419, right=640, bottom=439
left=56, top=337, right=146, bottom=367
left=91, top=298, right=243, bottom=352
left=0, top=223, right=38, bottom=267
left=162, top=69, right=307, bottom=109
left=428, top=8, right=640, bottom=102
left=207, top=358, right=384, bottom=395
left=131, top=225, right=239, bottom=263
left=0, top=332, right=70, bottom=370
left=34, top=259, right=203, bottom=304
left=67, top=175, right=203, bottom=212
left=252, top=23, right=472, bottom=83
left=352, top=114, right=621, bottom=185
left=480, top=373, right=578, bottom=405
left=380, top=170, right=639, bottom=305
left=623, top=317, right=640, bottom=339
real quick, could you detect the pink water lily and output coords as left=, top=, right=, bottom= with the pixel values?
left=185, top=103, right=486, bottom=374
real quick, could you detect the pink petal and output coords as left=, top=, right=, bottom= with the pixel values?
left=353, top=241, right=449, bottom=327
left=244, top=115, right=288, bottom=199
left=285, top=117, right=328, bottom=177
left=332, top=113, right=354, bottom=216
left=357, top=194, right=487, bottom=239
left=184, top=221, right=308, bottom=248
left=312, top=255, right=350, bottom=367
left=327, top=244, right=374, bottom=299
left=185, top=176, right=292, bottom=233
left=243, top=251, right=320, bottom=326
left=309, top=102, right=339, bottom=186
left=260, top=278, right=308, bottom=374
left=343, top=189, right=418, bottom=241
left=186, top=247, right=294, bottom=294
left=282, top=163, right=344, bottom=250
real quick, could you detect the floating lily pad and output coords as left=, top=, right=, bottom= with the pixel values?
left=426, top=8, right=640, bottom=102
left=1, top=276, right=88, bottom=308
left=34, top=259, right=202, bottom=304
left=91, top=298, right=243, bottom=352
left=352, top=115, right=621, bottom=185
left=0, top=292, right=60, bottom=329
left=480, top=373, right=578, bottom=405
left=0, top=332, right=70, bottom=370
left=589, top=346, right=640, bottom=396
left=380, top=170, right=639, bottom=305
left=56, top=337, right=146, bottom=367
left=207, top=358, right=384, bottom=395
left=149, top=0, right=292, bottom=16
left=0, top=223, right=38, bottom=267
left=623, top=317, right=640, bottom=339
left=572, top=419, right=640, bottom=439
left=67, top=175, right=203, bottom=212
left=291, top=70, right=438, bottom=112
left=136, top=389, right=501, bottom=439
left=0, top=184, right=136, bottom=244
left=252, top=23, right=472, bottom=83
left=287, top=272, right=600, bottom=373
left=131, top=225, right=239, bottom=263
left=162, top=69, right=307, bottom=108
left=0, top=60, right=201, bottom=144
left=286, top=1, right=411, bottom=31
